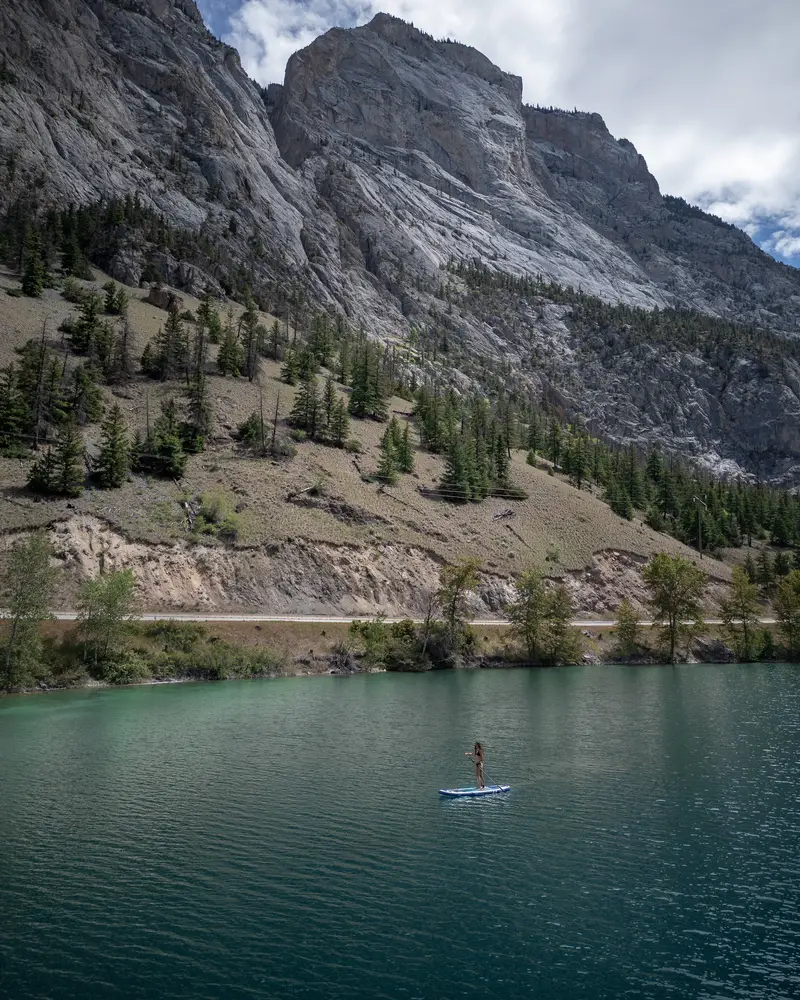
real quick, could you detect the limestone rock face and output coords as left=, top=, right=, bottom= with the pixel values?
left=3, top=5, right=800, bottom=480
left=271, top=13, right=800, bottom=332
left=0, top=0, right=332, bottom=296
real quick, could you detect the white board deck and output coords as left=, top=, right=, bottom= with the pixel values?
left=439, top=784, right=511, bottom=798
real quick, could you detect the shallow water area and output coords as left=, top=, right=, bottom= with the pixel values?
left=1, top=664, right=799, bottom=999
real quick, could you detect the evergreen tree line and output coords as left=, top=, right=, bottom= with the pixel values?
left=414, top=384, right=522, bottom=501
left=0, top=334, right=105, bottom=456
left=451, top=259, right=800, bottom=368
left=58, top=281, right=135, bottom=384
left=0, top=193, right=303, bottom=313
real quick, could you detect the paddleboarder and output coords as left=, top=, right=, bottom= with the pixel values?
left=465, top=741, right=485, bottom=789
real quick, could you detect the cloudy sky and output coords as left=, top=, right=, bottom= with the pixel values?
left=196, top=0, right=800, bottom=266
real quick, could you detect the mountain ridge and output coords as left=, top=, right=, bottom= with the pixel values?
left=2, top=2, right=800, bottom=481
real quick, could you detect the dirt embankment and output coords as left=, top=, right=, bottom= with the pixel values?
left=0, top=516, right=726, bottom=619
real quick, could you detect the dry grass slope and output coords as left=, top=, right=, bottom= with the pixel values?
left=0, top=267, right=730, bottom=614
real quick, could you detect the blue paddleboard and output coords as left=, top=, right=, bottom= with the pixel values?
left=439, top=784, right=510, bottom=798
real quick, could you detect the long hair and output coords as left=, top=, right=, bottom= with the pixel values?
left=474, top=741, right=483, bottom=754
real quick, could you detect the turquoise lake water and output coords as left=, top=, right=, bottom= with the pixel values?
left=1, top=665, right=799, bottom=999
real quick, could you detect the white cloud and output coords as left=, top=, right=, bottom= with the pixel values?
left=213, top=0, right=800, bottom=263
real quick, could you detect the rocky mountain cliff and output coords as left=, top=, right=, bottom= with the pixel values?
left=2, top=3, right=800, bottom=480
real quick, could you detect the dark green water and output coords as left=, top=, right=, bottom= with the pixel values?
left=1, top=666, right=799, bottom=1000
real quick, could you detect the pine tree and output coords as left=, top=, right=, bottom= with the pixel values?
left=280, top=350, right=299, bottom=385
left=216, top=320, right=243, bottom=376
left=440, top=436, right=471, bottom=502
left=184, top=367, right=212, bottom=452
left=162, top=305, right=187, bottom=379
left=622, top=448, right=647, bottom=509
left=240, top=298, right=261, bottom=381
left=396, top=422, right=414, bottom=474
left=68, top=292, right=103, bottom=354
left=268, top=319, right=282, bottom=359
left=140, top=339, right=159, bottom=378
left=571, top=434, right=589, bottom=489
left=108, top=318, right=135, bottom=384
left=493, top=432, right=510, bottom=489
left=527, top=411, right=542, bottom=456
left=103, top=280, right=128, bottom=316
left=774, top=550, right=791, bottom=578
left=199, top=298, right=223, bottom=346
left=330, top=398, right=350, bottom=447
left=27, top=448, right=57, bottom=495
left=53, top=420, right=85, bottom=497
left=547, top=419, right=562, bottom=470
left=94, top=403, right=130, bottom=488
left=604, top=475, right=632, bottom=520
left=135, top=399, right=187, bottom=478
left=337, top=340, right=351, bottom=384
left=756, top=550, right=775, bottom=594
left=290, top=371, right=321, bottom=438
left=348, top=348, right=370, bottom=418
left=471, top=435, right=490, bottom=500
left=21, top=230, right=45, bottom=297
left=321, top=376, right=337, bottom=441
left=67, top=364, right=104, bottom=425
left=377, top=430, right=399, bottom=485
left=0, top=365, right=27, bottom=455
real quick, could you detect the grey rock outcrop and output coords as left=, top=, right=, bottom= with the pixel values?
left=270, top=13, right=800, bottom=331
left=2, top=5, right=800, bottom=481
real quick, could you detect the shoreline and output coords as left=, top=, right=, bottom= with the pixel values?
left=6, top=652, right=788, bottom=698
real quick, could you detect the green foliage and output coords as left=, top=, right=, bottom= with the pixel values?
left=349, top=617, right=431, bottom=671
left=505, top=568, right=548, bottom=663
left=719, top=565, right=762, bottom=661
left=348, top=341, right=389, bottom=421
left=505, top=569, right=580, bottom=665
left=102, top=280, right=128, bottom=316
left=21, top=230, right=45, bottom=297
left=94, top=403, right=130, bottom=488
left=289, top=366, right=321, bottom=439
left=377, top=425, right=399, bottom=485
left=415, top=386, right=522, bottom=502
left=2, top=335, right=111, bottom=452
left=142, top=620, right=207, bottom=653
left=195, top=491, right=241, bottom=541
left=437, top=558, right=480, bottom=656
left=614, top=599, right=641, bottom=658
left=67, top=363, right=104, bottom=425
left=183, top=317, right=213, bottom=453
left=217, top=312, right=244, bottom=376
left=1, top=532, right=58, bottom=691
left=141, top=306, right=187, bottom=380
left=77, top=569, right=138, bottom=674
left=150, top=642, right=284, bottom=681
left=396, top=421, right=414, bottom=473
left=774, top=570, right=800, bottom=660
left=27, top=420, right=85, bottom=497
left=642, top=553, right=707, bottom=663
left=133, top=398, right=187, bottom=479
left=0, top=365, right=27, bottom=456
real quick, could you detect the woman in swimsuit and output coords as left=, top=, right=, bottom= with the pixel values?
left=465, top=741, right=485, bottom=788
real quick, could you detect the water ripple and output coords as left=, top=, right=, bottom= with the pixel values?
left=1, top=665, right=799, bottom=999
